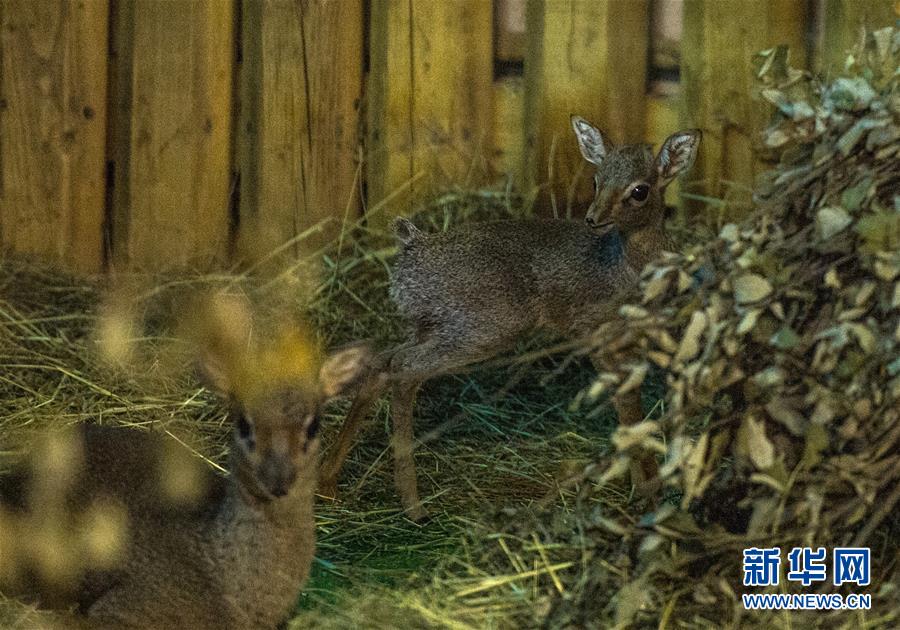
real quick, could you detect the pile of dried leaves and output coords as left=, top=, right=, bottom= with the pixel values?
left=560, top=27, right=899, bottom=626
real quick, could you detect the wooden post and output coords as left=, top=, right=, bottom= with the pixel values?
left=238, top=0, right=363, bottom=264
left=820, top=0, right=896, bottom=71
left=0, top=0, right=109, bottom=273
left=109, top=0, right=234, bottom=270
left=523, top=0, right=649, bottom=218
left=366, top=0, right=494, bottom=230
left=681, top=0, right=809, bottom=217
left=771, top=0, right=810, bottom=70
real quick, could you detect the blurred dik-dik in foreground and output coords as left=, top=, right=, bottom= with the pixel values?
left=0, top=295, right=369, bottom=629
left=321, top=118, right=701, bottom=520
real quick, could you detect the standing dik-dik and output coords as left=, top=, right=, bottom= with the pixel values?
left=320, top=118, right=700, bottom=520
left=0, top=299, right=369, bottom=629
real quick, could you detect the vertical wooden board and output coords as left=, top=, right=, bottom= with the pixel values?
left=298, top=0, right=364, bottom=248
left=647, top=97, right=680, bottom=149
left=496, top=0, right=526, bottom=62
left=524, top=0, right=649, bottom=217
left=680, top=0, right=808, bottom=216
left=113, top=0, right=234, bottom=270
left=492, top=77, right=525, bottom=190
left=238, top=0, right=363, bottom=264
left=770, top=0, right=809, bottom=69
left=106, top=0, right=135, bottom=267
left=0, top=0, right=109, bottom=273
left=366, top=0, right=413, bottom=228
left=367, top=0, right=493, bottom=230
left=820, top=0, right=896, bottom=70
left=410, top=1, right=494, bottom=190
left=646, top=93, right=683, bottom=206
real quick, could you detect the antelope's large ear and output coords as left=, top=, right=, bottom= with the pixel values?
left=197, top=349, right=233, bottom=395
left=655, top=129, right=701, bottom=188
left=319, top=344, right=371, bottom=399
left=193, top=293, right=253, bottom=396
left=571, top=116, right=608, bottom=166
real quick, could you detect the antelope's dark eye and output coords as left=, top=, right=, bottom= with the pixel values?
left=630, top=184, right=650, bottom=202
left=306, top=414, right=321, bottom=441
left=236, top=414, right=252, bottom=440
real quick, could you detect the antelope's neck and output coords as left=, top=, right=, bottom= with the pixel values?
left=622, top=226, right=676, bottom=271
left=214, top=470, right=316, bottom=622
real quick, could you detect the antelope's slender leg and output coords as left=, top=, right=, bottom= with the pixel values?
left=390, top=379, right=427, bottom=521
left=319, top=370, right=389, bottom=497
left=590, top=352, right=660, bottom=497
left=613, top=388, right=660, bottom=496
left=384, top=328, right=499, bottom=520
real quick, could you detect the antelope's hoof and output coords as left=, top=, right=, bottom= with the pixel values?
left=404, top=503, right=431, bottom=524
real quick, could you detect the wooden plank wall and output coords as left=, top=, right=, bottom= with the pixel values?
left=820, top=0, right=897, bottom=70
left=680, top=0, right=808, bottom=219
left=109, top=0, right=234, bottom=270
left=366, top=0, right=494, bottom=230
left=0, top=0, right=897, bottom=273
left=238, top=0, right=363, bottom=264
left=0, top=0, right=108, bottom=274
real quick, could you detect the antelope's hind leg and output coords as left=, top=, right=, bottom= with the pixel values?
left=319, top=370, right=389, bottom=498
left=386, top=331, right=499, bottom=521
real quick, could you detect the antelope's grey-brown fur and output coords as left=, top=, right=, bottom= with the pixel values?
left=321, top=118, right=700, bottom=520
left=0, top=302, right=370, bottom=629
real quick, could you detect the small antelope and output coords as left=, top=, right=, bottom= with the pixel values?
left=0, top=299, right=369, bottom=629
left=321, top=118, right=700, bottom=520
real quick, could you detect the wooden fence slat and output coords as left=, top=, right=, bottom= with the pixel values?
left=492, top=77, right=525, bottom=191
left=646, top=92, right=682, bottom=202
left=821, top=0, right=896, bottom=71
left=681, top=0, right=808, bottom=215
left=495, top=0, right=526, bottom=63
left=411, top=0, right=494, bottom=194
left=367, top=0, right=494, bottom=229
left=524, top=0, right=649, bottom=217
left=771, top=0, right=809, bottom=69
left=367, top=0, right=413, bottom=228
left=110, top=0, right=234, bottom=270
left=238, top=0, right=363, bottom=263
left=0, top=0, right=109, bottom=273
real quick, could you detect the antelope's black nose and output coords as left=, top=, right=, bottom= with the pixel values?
left=585, top=216, right=597, bottom=227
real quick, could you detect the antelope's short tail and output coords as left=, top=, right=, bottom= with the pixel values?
left=392, top=218, right=422, bottom=245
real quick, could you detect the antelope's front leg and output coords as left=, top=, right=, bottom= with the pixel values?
left=319, top=371, right=388, bottom=498
left=612, top=388, right=660, bottom=497
left=590, top=354, right=660, bottom=498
